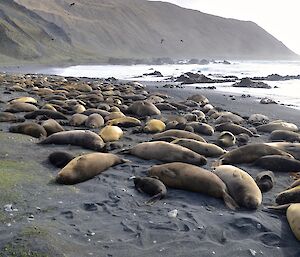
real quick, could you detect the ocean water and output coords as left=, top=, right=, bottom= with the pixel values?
left=38, top=60, right=300, bottom=109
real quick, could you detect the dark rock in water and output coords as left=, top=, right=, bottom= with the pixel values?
left=82, top=203, right=98, bottom=211
left=260, top=97, right=277, bottom=104
left=252, top=73, right=300, bottom=81
left=143, top=70, right=163, bottom=77
left=176, top=72, right=214, bottom=84
left=233, top=77, right=271, bottom=89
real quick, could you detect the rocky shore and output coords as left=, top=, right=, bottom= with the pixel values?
left=0, top=72, right=300, bottom=257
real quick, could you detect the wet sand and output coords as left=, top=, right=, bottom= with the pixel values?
left=0, top=74, right=299, bottom=257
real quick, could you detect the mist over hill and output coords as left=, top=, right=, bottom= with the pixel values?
left=0, top=0, right=297, bottom=65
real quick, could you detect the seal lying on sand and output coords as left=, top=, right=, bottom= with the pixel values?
left=276, top=186, right=300, bottom=205
left=254, top=155, right=300, bottom=172
left=48, top=151, right=75, bottom=168
left=269, top=130, right=300, bottom=142
left=133, top=176, right=167, bottom=204
left=213, top=165, right=262, bottom=209
left=148, top=162, right=238, bottom=210
left=153, top=129, right=206, bottom=142
left=56, top=153, right=126, bottom=184
left=122, top=141, right=207, bottom=165
left=218, top=143, right=293, bottom=165
left=287, top=204, right=300, bottom=241
left=9, top=122, right=47, bottom=138
left=39, top=130, right=104, bottom=151
left=255, top=171, right=275, bottom=192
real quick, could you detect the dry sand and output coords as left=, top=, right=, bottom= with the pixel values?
left=0, top=74, right=299, bottom=257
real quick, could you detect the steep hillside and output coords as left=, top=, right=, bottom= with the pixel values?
left=0, top=0, right=297, bottom=65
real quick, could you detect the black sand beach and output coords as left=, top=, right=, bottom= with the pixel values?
left=0, top=73, right=300, bottom=257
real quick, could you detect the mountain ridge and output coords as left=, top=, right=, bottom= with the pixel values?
left=0, top=0, right=297, bottom=65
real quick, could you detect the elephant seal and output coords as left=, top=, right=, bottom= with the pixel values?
left=104, top=112, right=125, bottom=121
left=56, top=153, right=126, bottom=184
left=276, top=186, right=300, bottom=205
left=133, top=176, right=167, bottom=204
left=69, top=113, right=88, bottom=126
left=5, top=102, right=38, bottom=113
left=39, top=130, right=104, bottom=151
left=257, top=121, right=298, bottom=133
left=248, top=114, right=270, bottom=125
left=218, top=143, right=292, bottom=165
left=25, top=110, right=68, bottom=120
left=287, top=204, right=300, bottom=241
left=254, top=155, right=300, bottom=172
left=255, top=171, right=275, bottom=192
left=0, top=112, right=25, bottom=122
left=150, top=136, right=178, bottom=143
left=187, top=94, right=209, bottom=106
left=265, top=142, right=300, bottom=161
left=290, top=179, right=300, bottom=189
left=48, top=151, right=75, bottom=168
left=187, top=122, right=214, bottom=136
left=215, top=112, right=244, bottom=125
left=217, top=131, right=236, bottom=147
left=123, top=141, right=207, bottom=165
left=236, top=133, right=250, bottom=146
left=144, top=119, right=166, bottom=133
left=99, top=125, right=123, bottom=142
left=85, top=113, right=104, bottom=128
left=153, top=129, right=206, bottom=142
left=127, top=101, right=161, bottom=117
left=41, top=119, right=64, bottom=135
left=148, top=162, right=238, bottom=210
left=106, top=117, right=141, bottom=127
left=269, top=130, right=300, bottom=142
left=215, top=122, right=254, bottom=136
left=213, top=165, right=262, bottom=209
left=9, top=96, right=37, bottom=104
left=9, top=122, right=47, bottom=138
left=171, top=138, right=227, bottom=157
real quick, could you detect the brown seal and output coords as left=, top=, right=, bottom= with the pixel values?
left=48, top=151, right=75, bottom=168
left=39, top=130, right=104, bottom=151
left=153, top=129, right=206, bottom=142
left=133, top=176, right=167, bottom=204
left=123, top=141, right=207, bottom=166
left=255, top=171, right=275, bottom=192
left=148, top=162, right=238, bottom=209
left=213, top=165, right=262, bottom=209
left=41, top=119, right=64, bottom=135
left=56, top=153, right=126, bottom=184
left=9, top=122, right=47, bottom=138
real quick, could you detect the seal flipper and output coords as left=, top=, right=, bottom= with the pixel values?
left=266, top=203, right=291, bottom=211
left=145, top=192, right=165, bottom=205
left=223, top=191, right=239, bottom=210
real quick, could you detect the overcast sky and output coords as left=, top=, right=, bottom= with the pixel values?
left=151, top=0, right=300, bottom=55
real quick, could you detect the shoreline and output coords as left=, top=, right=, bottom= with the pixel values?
left=0, top=72, right=300, bottom=256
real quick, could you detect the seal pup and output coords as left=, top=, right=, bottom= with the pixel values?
left=48, top=151, right=75, bottom=168
left=144, top=119, right=166, bottom=133
left=41, top=119, right=64, bottom=135
left=39, top=130, right=104, bottom=151
left=148, top=162, right=238, bottom=210
left=132, top=176, right=167, bottom=204
left=122, top=141, right=207, bottom=165
left=255, top=171, right=275, bottom=192
left=213, top=165, right=262, bottom=209
left=5, top=102, right=38, bottom=113
left=127, top=101, right=161, bottom=117
left=187, top=122, right=214, bottom=136
left=257, top=121, right=298, bottom=133
left=56, top=153, right=126, bottom=184
left=85, top=113, right=104, bottom=128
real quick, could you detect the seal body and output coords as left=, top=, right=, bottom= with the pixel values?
left=217, top=131, right=236, bottom=147
left=276, top=186, right=300, bottom=205
left=133, top=176, right=167, bottom=203
left=39, top=130, right=104, bottom=151
left=265, top=142, right=300, bottom=161
left=171, top=138, right=226, bottom=157
left=148, top=162, right=238, bottom=209
left=255, top=171, right=275, bottom=192
left=287, top=204, right=300, bottom=241
left=144, top=119, right=166, bottom=133
left=127, top=141, right=207, bottom=165
left=187, top=122, right=214, bottom=136
left=215, top=122, right=254, bottom=136
left=85, top=113, right=104, bottom=128
left=56, top=153, right=125, bottom=184
left=257, top=121, right=298, bottom=133
left=219, top=143, right=292, bottom=165
left=153, top=129, right=206, bottom=142
left=254, top=155, right=300, bottom=172
left=48, top=151, right=75, bottom=168
left=213, top=165, right=262, bottom=209
left=270, top=130, right=300, bottom=142
left=127, top=101, right=161, bottom=117
left=99, top=125, right=123, bottom=142
left=42, top=119, right=64, bottom=135
left=9, top=122, right=47, bottom=138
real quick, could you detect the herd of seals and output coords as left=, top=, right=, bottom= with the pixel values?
left=1, top=72, right=300, bottom=242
